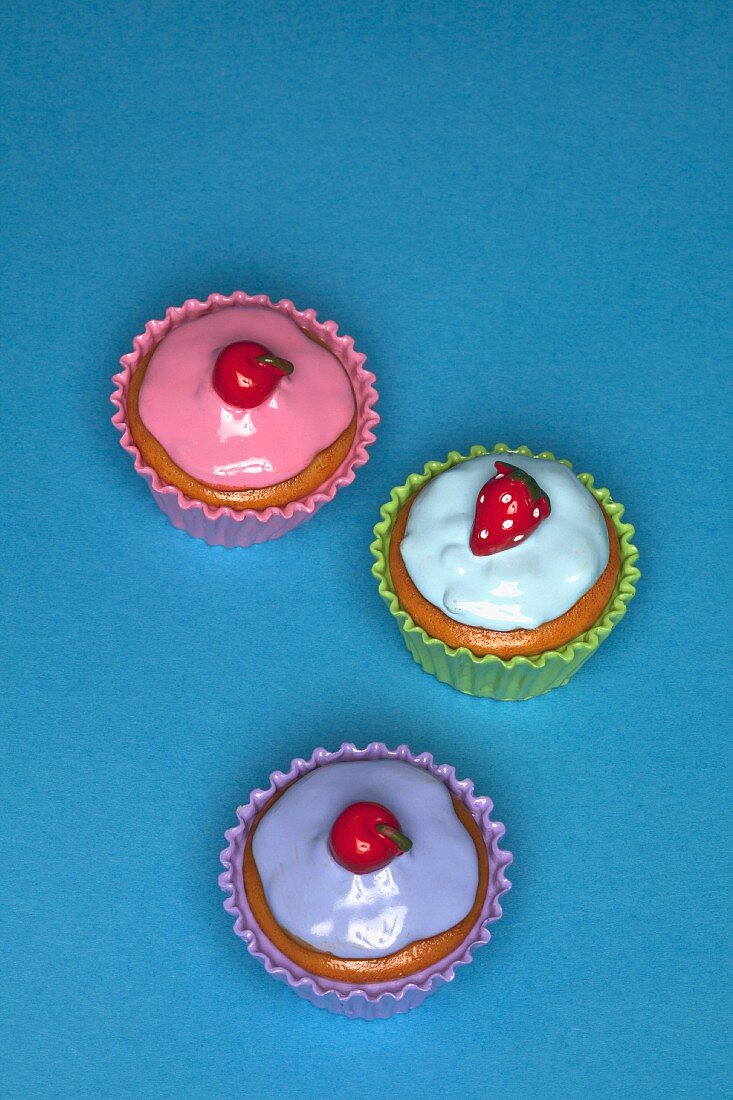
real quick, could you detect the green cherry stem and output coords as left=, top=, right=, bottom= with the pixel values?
left=256, top=354, right=294, bottom=375
left=375, top=822, right=413, bottom=853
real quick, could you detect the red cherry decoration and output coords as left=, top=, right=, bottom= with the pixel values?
left=212, top=341, right=294, bottom=409
left=329, top=801, right=413, bottom=874
left=470, top=461, right=551, bottom=557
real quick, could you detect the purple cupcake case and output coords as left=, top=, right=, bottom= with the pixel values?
left=219, top=742, right=512, bottom=1019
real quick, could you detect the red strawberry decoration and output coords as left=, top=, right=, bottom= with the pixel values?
left=329, top=801, right=413, bottom=874
left=470, top=461, right=551, bottom=557
left=212, top=341, right=294, bottom=409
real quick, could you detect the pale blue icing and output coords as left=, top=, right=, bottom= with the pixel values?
left=252, top=761, right=479, bottom=959
left=400, top=453, right=610, bottom=631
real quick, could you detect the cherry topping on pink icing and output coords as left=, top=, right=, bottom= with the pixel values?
left=212, top=341, right=294, bottom=409
left=137, top=306, right=357, bottom=489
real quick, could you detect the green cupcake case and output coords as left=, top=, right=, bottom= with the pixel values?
left=370, top=444, right=640, bottom=701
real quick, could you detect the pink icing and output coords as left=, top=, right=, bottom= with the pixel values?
left=137, top=306, right=356, bottom=488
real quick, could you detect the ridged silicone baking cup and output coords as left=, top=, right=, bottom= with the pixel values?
left=219, top=742, right=512, bottom=1019
left=370, top=444, right=640, bottom=701
left=111, top=292, right=379, bottom=547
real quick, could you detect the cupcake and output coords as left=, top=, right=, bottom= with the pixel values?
left=371, top=445, right=639, bottom=701
left=219, top=743, right=512, bottom=1019
left=111, top=292, right=378, bottom=547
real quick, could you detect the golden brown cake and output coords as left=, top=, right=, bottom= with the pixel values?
left=127, top=305, right=357, bottom=511
left=390, top=485, right=620, bottom=658
left=388, top=451, right=621, bottom=659
left=243, top=775, right=488, bottom=983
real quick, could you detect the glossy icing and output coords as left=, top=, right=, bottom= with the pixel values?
left=252, top=760, right=479, bottom=959
left=137, top=306, right=356, bottom=488
left=401, top=453, right=610, bottom=631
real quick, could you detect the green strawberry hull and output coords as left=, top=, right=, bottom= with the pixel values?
left=370, top=444, right=640, bottom=702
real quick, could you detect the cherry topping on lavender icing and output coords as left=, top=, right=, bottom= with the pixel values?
left=470, top=460, right=551, bottom=557
left=329, top=801, right=413, bottom=874
left=212, top=341, right=294, bottom=409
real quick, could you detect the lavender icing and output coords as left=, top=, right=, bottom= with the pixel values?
left=251, top=760, right=479, bottom=959
left=400, top=453, right=610, bottom=631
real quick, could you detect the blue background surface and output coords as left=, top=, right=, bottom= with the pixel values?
left=2, top=2, right=731, bottom=1097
